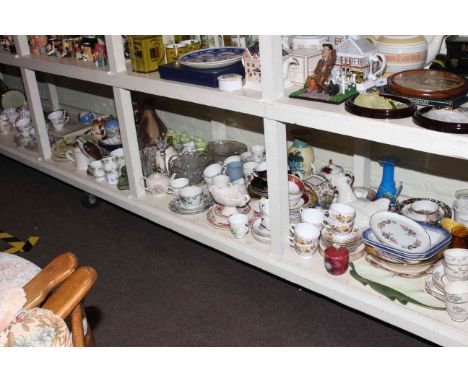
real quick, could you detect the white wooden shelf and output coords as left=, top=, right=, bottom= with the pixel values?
left=2, top=35, right=468, bottom=346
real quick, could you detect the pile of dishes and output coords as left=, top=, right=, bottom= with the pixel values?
left=396, top=198, right=451, bottom=226
left=319, top=226, right=365, bottom=262
left=363, top=211, right=451, bottom=277
left=206, top=203, right=258, bottom=230
left=425, top=262, right=447, bottom=301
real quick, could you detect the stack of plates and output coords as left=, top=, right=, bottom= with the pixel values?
left=425, top=262, right=448, bottom=301
left=363, top=222, right=451, bottom=277
left=289, top=193, right=311, bottom=223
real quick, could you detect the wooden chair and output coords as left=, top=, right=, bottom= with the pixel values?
left=22, top=253, right=97, bottom=347
left=23, top=252, right=79, bottom=310
left=43, top=266, right=97, bottom=347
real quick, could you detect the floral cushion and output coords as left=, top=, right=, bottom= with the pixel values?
left=0, top=307, right=72, bottom=347
left=0, top=253, right=41, bottom=289
left=0, top=287, right=26, bottom=332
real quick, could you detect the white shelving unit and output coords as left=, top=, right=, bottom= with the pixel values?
left=1, top=35, right=468, bottom=346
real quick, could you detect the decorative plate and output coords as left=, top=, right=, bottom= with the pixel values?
left=413, top=106, right=468, bottom=134
left=1, top=89, right=26, bottom=109
left=345, top=93, right=416, bottom=119
left=178, top=47, right=245, bottom=69
left=370, top=211, right=431, bottom=253
left=397, top=197, right=451, bottom=226
left=350, top=262, right=446, bottom=310
left=169, top=195, right=213, bottom=215
left=387, top=69, right=468, bottom=99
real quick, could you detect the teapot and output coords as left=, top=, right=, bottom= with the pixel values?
left=320, top=160, right=354, bottom=186
left=365, top=35, right=445, bottom=75
left=140, top=173, right=174, bottom=196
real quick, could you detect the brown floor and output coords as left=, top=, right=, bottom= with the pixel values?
left=0, top=154, right=433, bottom=346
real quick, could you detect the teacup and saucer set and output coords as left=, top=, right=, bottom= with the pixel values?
left=251, top=198, right=272, bottom=244
left=169, top=185, right=213, bottom=215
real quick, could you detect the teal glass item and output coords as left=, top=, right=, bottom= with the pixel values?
left=376, top=156, right=400, bottom=201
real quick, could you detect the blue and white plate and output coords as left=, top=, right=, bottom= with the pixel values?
left=178, top=47, right=245, bottom=69
left=363, top=224, right=451, bottom=263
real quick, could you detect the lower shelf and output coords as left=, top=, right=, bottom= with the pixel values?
left=1, top=135, right=468, bottom=346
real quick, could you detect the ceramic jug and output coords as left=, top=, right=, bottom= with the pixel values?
left=365, top=35, right=444, bottom=75
left=140, top=173, right=173, bottom=196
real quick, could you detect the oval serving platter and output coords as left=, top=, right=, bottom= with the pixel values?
left=345, top=93, right=415, bottom=119
left=178, top=47, right=245, bottom=69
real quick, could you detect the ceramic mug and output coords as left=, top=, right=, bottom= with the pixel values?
left=289, top=223, right=320, bottom=245
left=203, top=163, right=223, bottom=186
left=228, top=213, right=249, bottom=239
left=225, top=161, right=244, bottom=182
left=179, top=186, right=204, bottom=209
left=444, top=281, right=468, bottom=322
left=166, top=177, right=189, bottom=197
left=66, top=147, right=89, bottom=171
left=300, top=208, right=324, bottom=228
left=89, top=160, right=105, bottom=180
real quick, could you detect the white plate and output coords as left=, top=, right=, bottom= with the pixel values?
left=177, top=47, right=244, bottom=69
left=370, top=211, right=431, bottom=254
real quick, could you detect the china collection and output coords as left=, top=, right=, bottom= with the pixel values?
left=2, top=34, right=468, bottom=325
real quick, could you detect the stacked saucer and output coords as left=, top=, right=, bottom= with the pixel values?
left=319, top=226, right=365, bottom=261
left=206, top=203, right=258, bottom=230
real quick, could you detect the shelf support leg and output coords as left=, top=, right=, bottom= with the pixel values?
left=210, top=107, right=227, bottom=140
left=353, top=140, right=371, bottom=187
left=45, top=75, right=60, bottom=111
left=264, top=118, right=289, bottom=256
left=113, top=87, right=145, bottom=198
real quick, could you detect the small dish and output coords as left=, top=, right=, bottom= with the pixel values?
left=413, top=106, right=468, bottom=134
left=345, top=93, right=416, bottom=119
left=397, top=197, right=451, bottom=226
left=370, top=211, right=431, bottom=254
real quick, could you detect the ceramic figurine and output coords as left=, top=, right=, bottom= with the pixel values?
left=136, top=104, right=168, bottom=149
left=305, top=44, right=336, bottom=94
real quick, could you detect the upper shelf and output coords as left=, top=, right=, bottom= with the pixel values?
left=1, top=51, right=468, bottom=160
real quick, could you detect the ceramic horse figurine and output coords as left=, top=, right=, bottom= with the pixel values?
left=332, top=175, right=390, bottom=230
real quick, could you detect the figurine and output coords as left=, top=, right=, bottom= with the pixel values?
left=305, top=43, right=337, bottom=94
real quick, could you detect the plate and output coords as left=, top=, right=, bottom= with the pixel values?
left=387, top=69, right=468, bottom=99
left=413, top=106, right=468, bottom=134
left=366, top=255, right=435, bottom=279
left=350, top=262, right=446, bottom=310
left=397, top=197, right=451, bottom=226
left=1, top=89, right=26, bottom=109
left=178, top=47, right=244, bottom=69
left=169, top=195, right=213, bottom=215
left=345, top=93, right=416, bottom=119
left=370, top=211, right=431, bottom=253
left=424, top=278, right=445, bottom=302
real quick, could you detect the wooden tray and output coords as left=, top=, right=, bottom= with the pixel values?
left=345, top=94, right=415, bottom=119
left=387, top=69, right=468, bottom=99
left=413, top=106, right=468, bottom=134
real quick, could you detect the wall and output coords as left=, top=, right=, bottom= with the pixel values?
left=2, top=62, right=467, bottom=207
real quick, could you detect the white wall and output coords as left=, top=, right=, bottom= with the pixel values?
left=2, top=67, right=467, bottom=207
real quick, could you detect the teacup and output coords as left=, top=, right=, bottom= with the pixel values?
left=89, top=160, right=105, bottom=180
left=322, top=219, right=355, bottom=237
left=224, top=155, right=242, bottom=167
left=250, top=144, right=265, bottom=163
left=410, top=200, right=439, bottom=215
left=166, top=177, right=189, bottom=197
left=324, top=203, right=356, bottom=224
left=47, top=109, right=69, bottom=130
left=243, top=161, right=257, bottom=182
left=289, top=223, right=320, bottom=245
left=179, top=186, right=204, bottom=209
left=228, top=213, right=249, bottom=239
left=444, top=262, right=468, bottom=282
left=300, top=208, right=324, bottom=228
left=288, top=238, right=318, bottom=259
left=15, top=117, right=32, bottom=137
left=444, top=248, right=468, bottom=267
left=444, top=281, right=468, bottom=322
left=203, top=163, right=223, bottom=185
left=212, top=174, right=230, bottom=189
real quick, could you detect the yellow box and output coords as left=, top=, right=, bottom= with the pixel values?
left=128, top=35, right=164, bottom=73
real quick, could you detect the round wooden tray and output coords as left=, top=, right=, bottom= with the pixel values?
left=387, top=69, right=468, bottom=99
left=345, top=94, right=416, bottom=119
left=413, top=106, right=468, bottom=134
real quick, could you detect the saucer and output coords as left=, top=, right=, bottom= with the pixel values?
left=213, top=203, right=251, bottom=218
left=251, top=218, right=271, bottom=244
left=431, top=262, right=448, bottom=292
left=206, top=206, right=258, bottom=230
left=318, top=241, right=365, bottom=262
left=169, top=195, right=213, bottom=215
left=425, top=278, right=445, bottom=302
left=321, top=226, right=362, bottom=245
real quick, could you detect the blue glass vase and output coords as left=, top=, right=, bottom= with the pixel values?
left=376, top=157, right=400, bottom=201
